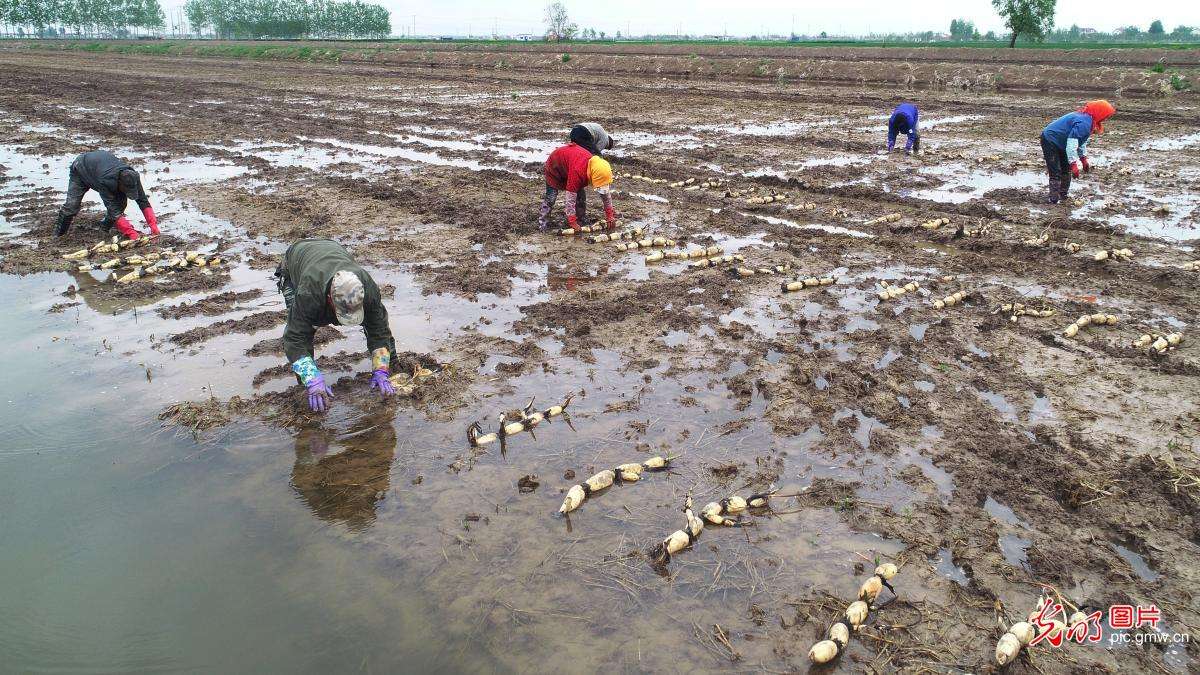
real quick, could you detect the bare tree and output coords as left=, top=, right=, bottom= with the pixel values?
left=543, top=1, right=576, bottom=41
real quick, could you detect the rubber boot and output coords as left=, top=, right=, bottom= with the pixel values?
left=1059, top=172, right=1072, bottom=203
left=1045, top=177, right=1060, bottom=205
left=54, top=212, right=72, bottom=237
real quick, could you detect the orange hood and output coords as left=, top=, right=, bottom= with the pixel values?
left=1079, top=100, right=1115, bottom=134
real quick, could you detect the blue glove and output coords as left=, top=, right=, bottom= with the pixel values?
left=369, top=369, right=395, bottom=397
left=306, top=374, right=333, bottom=412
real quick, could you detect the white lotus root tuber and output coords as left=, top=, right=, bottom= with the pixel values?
left=1023, top=232, right=1050, bottom=246
left=650, top=496, right=704, bottom=565
left=1062, top=313, right=1117, bottom=338
left=586, top=227, right=643, bottom=243
left=865, top=213, right=902, bottom=226
left=858, top=563, right=899, bottom=603
left=746, top=194, right=786, bottom=205
left=1064, top=242, right=1081, bottom=253
left=558, top=223, right=606, bottom=236
left=467, top=394, right=574, bottom=447
left=807, top=564, right=900, bottom=664
left=732, top=264, right=792, bottom=278
left=782, top=275, right=837, bottom=292
left=1094, top=248, right=1133, bottom=262
left=994, top=597, right=1081, bottom=666
left=689, top=254, right=745, bottom=269
left=645, top=245, right=722, bottom=262
left=876, top=280, right=919, bottom=302
left=963, top=222, right=991, bottom=237
left=933, top=290, right=970, bottom=309
left=1002, top=303, right=1055, bottom=322
left=1133, top=332, right=1183, bottom=354
left=1180, top=261, right=1199, bottom=272
left=621, top=173, right=669, bottom=185
left=699, top=487, right=777, bottom=526
left=557, top=455, right=677, bottom=514
left=616, top=237, right=675, bottom=251
left=919, top=217, right=950, bottom=230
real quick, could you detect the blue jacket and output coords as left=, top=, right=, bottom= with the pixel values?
left=887, top=103, right=919, bottom=151
left=1042, top=112, right=1093, bottom=163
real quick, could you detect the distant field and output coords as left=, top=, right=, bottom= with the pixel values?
left=5, top=38, right=1196, bottom=95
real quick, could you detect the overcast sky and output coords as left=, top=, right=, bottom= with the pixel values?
left=160, top=0, right=1200, bottom=37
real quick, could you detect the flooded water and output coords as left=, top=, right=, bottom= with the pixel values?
left=0, top=132, right=909, bottom=671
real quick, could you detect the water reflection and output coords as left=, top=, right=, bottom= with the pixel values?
left=291, top=422, right=396, bottom=530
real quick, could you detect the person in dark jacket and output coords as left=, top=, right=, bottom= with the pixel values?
left=886, top=103, right=920, bottom=154
left=275, top=239, right=397, bottom=412
left=569, top=122, right=615, bottom=156
left=1039, top=100, right=1115, bottom=204
left=54, top=150, right=158, bottom=239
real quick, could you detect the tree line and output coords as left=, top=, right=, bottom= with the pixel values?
left=0, top=0, right=165, bottom=36
left=184, top=0, right=390, bottom=39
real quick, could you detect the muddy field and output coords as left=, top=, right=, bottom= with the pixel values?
left=1, top=44, right=1198, bottom=672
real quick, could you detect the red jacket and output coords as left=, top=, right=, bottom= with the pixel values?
left=544, top=143, right=593, bottom=193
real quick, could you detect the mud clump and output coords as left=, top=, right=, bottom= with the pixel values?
left=169, top=310, right=285, bottom=348
left=244, top=324, right=341, bottom=357
left=158, top=289, right=265, bottom=319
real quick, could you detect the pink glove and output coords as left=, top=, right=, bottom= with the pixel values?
left=114, top=215, right=142, bottom=240
left=369, top=369, right=395, bottom=398
left=1080, top=157, right=1091, bottom=174
left=142, top=206, right=159, bottom=235
left=566, top=214, right=581, bottom=232
left=1070, top=162, right=1080, bottom=179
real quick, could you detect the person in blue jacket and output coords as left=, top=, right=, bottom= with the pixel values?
left=887, top=103, right=920, bottom=154
left=1040, top=100, right=1115, bottom=204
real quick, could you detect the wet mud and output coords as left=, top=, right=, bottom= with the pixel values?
left=1, top=46, right=1198, bottom=673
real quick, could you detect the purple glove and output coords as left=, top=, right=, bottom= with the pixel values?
left=369, top=369, right=395, bottom=397
left=306, top=375, right=333, bottom=412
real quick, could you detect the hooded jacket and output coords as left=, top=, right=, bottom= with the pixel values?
left=280, top=239, right=393, bottom=365
left=887, top=103, right=919, bottom=151
left=1042, top=100, right=1115, bottom=164
left=70, top=150, right=150, bottom=226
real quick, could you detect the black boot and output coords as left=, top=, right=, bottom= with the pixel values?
left=1059, top=172, right=1072, bottom=203
left=54, top=212, right=72, bottom=237
left=1045, top=177, right=1060, bottom=205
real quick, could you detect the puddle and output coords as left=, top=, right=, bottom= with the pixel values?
left=906, top=163, right=1043, bottom=204
left=999, top=534, right=1032, bottom=569
left=1114, top=544, right=1160, bottom=582
left=913, top=380, right=935, bottom=393
left=874, top=348, right=901, bottom=370
left=1028, top=394, right=1055, bottom=423
left=932, top=548, right=970, bottom=586
left=984, top=496, right=1031, bottom=528
left=977, top=390, right=1017, bottom=422
left=831, top=408, right=886, bottom=449
left=748, top=213, right=875, bottom=239
left=1139, top=132, right=1200, bottom=151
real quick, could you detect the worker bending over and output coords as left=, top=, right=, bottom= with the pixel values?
left=887, top=103, right=920, bottom=154
left=1040, top=100, right=1115, bottom=204
left=538, top=138, right=616, bottom=232
left=55, top=150, right=158, bottom=239
left=275, top=239, right=397, bottom=413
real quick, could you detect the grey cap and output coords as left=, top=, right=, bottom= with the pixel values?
left=330, top=270, right=364, bottom=326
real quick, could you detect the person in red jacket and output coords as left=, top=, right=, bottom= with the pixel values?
left=538, top=142, right=616, bottom=231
